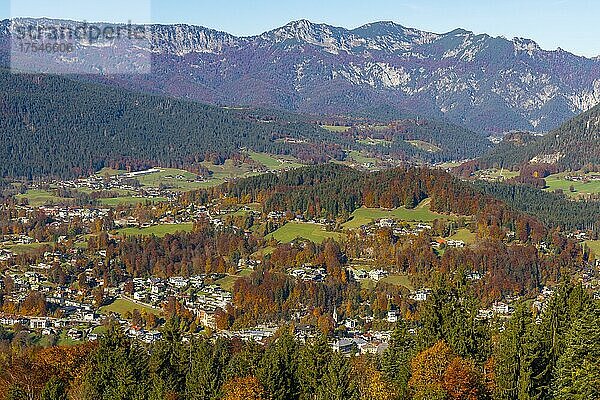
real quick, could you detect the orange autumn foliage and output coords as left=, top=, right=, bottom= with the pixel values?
left=222, top=376, right=266, bottom=400
left=409, top=340, right=484, bottom=400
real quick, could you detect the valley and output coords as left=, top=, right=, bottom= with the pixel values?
left=0, top=9, right=598, bottom=400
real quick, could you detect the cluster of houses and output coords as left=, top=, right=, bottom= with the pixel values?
left=360, top=219, right=434, bottom=237
left=347, top=267, right=389, bottom=282
left=45, top=168, right=205, bottom=201
left=127, top=274, right=233, bottom=329
left=564, top=174, right=600, bottom=183
left=289, top=266, right=327, bottom=282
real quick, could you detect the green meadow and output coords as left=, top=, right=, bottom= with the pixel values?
left=584, top=240, right=600, bottom=259
left=15, top=189, right=73, bottom=207
left=448, top=229, right=478, bottom=244
left=99, top=196, right=169, bottom=206
left=321, top=125, right=351, bottom=132
left=100, top=298, right=161, bottom=317
left=346, top=151, right=379, bottom=166
left=544, top=173, right=600, bottom=197
left=216, top=268, right=254, bottom=291
left=360, top=273, right=413, bottom=291
left=343, top=199, right=452, bottom=229
left=248, top=151, right=304, bottom=170
left=406, top=140, right=442, bottom=153
left=1, top=242, right=53, bottom=255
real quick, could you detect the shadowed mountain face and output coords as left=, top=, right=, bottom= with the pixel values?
left=479, top=102, right=600, bottom=169
left=3, top=18, right=598, bottom=134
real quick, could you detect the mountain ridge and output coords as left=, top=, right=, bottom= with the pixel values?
left=2, top=18, right=600, bottom=134
left=478, top=102, right=600, bottom=169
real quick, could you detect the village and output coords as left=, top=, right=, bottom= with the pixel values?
left=0, top=172, right=599, bottom=356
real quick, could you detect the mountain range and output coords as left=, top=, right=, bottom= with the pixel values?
left=3, top=18, right=599, bottom=134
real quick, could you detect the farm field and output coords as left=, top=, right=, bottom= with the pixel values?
left=247, top=151, right=304, bottom=170
left=544, top=173, right=600, bottom=197
left=321, top=125, right=350, bottom=132
left=95, top=154, right=305, bottom=197
left=100, top=298, right=161, bottom=317
left=0, top=242, right=53, bottom=254
left=448, top=229, right=477, bottom=244
left=116, top=223, right=194, bottom=237
left=407, top=140, right=442, bottom=153
left=360, top=273, right=413, bottom=291
left=380, top=274, right=414, bottom=291
left=216, top=268, right=254, bottom=291
left=357, top=138, right=392, bottom=146
left=475, top=168, right=520, bottom=182
left=585, top=240, right=600, bottom=259
left=15, top=189, right=73, bottom=207
left=134, top=168, right=205, bottom=190
left=346, top=150, right=379, bottom=166
left=266, top=222, right=344, bottom=244
left=343, top=199, right=452, bottom=229
left=98, top=165, right=253, bottom=192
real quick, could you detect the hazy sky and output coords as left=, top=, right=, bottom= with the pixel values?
left=3, top=0, right=599, bottom=57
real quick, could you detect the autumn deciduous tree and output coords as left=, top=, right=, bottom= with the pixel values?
left=222, top=376, right=266, bottom=400
left=409, top=340, right=454, bottom=399
left=352, top=357, right=397, bottom=400
left=442, top=357, right=482, bottom=400
left=409, top=340, right=484, bottom=400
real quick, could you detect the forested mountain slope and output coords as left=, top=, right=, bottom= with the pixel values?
left=184, top=163, right=600, bottom=231
left=0, top=69, right=345, bottom=179
left=480, top=102, right=600, bottom=170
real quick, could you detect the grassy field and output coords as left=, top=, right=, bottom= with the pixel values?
left=406, top=140, right=442, bottom=153
left=266, top=222, right=344, bottom=244
left=544, top=173, right=600, bottom=197
left=95, top=154, right=304, bottom=196
left=98, top=167, right=228, bottom=191
left=134, top=168, right=208, bottom=191
left=357, top=138, right=393, bottom=146
left=216, top=268, right=254, bottom=291
left=380, top=274, right=414, bottom=291
left=116, top=223, right=194, bottom=237
left=361, top=273, right=413, bottom=291
left=99, top=196, right=169, bottom=206
left=1, top=242, right=53, bottom=254
left=476, top=168, right=520, bottom=181
left=248, top=151, right=304, bottom=170
left=96, top=167, right=127, bottom=177
left=321, top=125, right=351, bottom=132
left=346, top=151, right=379, bottom=166
left=584, top=240, right=600, bottom=259
left=15, top=189, right=72, bottom=207
left=100, top=298, right=161, bottom=317
left=251, top=246, right=275, bottom=258
left=448, top=229, right=477, bottom=244
left=343, top=199, right=451, bottom=229
left=436, top=161, right=462, bottom=169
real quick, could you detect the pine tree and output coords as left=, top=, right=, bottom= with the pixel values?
left=316, top=352, right=357, bottom=400
left=298, top=335, right=333, bottom=399
left=185, top=338, right=231, bottom=400
left=148, top=319, right=187, bottom=399
left=381, top=319, right=415, bottom=398
left=553, top=303, right=600, bottom=399
left=80, top=325, right=149, bottom=400
left=257, top=333, right=300, bottom=400
left=493, top=304, right=532, bottom=400
left=40, top=377, right=67, bottom=400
